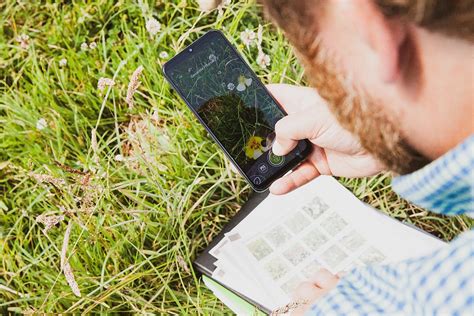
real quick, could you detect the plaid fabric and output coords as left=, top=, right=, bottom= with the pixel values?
left=309, top=135, right=474, bottom=315
left=392, top=135, right=474, bottom=217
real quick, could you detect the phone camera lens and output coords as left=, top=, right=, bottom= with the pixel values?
left=189, top=48, right=193, bottom=52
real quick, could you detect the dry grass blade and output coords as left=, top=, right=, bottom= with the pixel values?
left=0, top=284, right=24, bottom=298
left=125, top=65, right=144, bottom=109
left=54, top=161, right=88, bottom=175
left=177, top=255, right=191, bottom=274
left=60, top=221, right=71, bottom=269
left=35, top=214, right=65, bottom=234
left=91, top=128, right=99, bottom=163
left=61, top=221, right=81, bottom=297
left=29, top=172, right=66, bottom=188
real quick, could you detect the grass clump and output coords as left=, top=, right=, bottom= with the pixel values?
left=0, top=0, right=471, bottom=313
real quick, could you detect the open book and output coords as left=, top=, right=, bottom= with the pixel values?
left=195, top=176, right=446, bottom=314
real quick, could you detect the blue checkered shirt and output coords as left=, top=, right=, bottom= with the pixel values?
left=309, top=135, right=474, bottom=315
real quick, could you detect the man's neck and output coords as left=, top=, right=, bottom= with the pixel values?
left=402, top=27, right=474, bottom=160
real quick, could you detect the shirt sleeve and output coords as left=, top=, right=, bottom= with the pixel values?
left=391, top=135, right=474, bottom=218
left=307, top=230, right=474, bottom=315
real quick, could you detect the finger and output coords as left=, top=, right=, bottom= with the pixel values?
left=308, top=268, right=340, bottom=290
left=272, top=139, right=290, bottom=157
left=269, top=161, right=320, bottom=195
left=291, top=281, right=322, bottom=301
left=266, top=84, right=322, bottom=113
left=273, top=112, right=319, bottom=156
left=290, top=282, right=325, bottom=316
left=266, top=84, right=309, bottom=113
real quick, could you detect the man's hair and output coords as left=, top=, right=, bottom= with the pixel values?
left=376, top=0, right=474, bottom=40
left=260, top=0, right=474, bottom=50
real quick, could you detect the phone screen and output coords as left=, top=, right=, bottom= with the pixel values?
left=163, top=30, right=310, bottom=191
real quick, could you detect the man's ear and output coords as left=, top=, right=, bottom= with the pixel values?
left=354, top=0, right=408, bottom=83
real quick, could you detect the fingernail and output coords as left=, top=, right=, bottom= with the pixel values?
left=272, top=140, right=285, bottom=156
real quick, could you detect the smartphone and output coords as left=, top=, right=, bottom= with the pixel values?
left=163, top=30, right=311, bottom=192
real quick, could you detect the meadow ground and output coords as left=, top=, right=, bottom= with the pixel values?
left=0, top=0, right=472, bottom=313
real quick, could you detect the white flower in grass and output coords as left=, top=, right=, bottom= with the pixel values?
left=97, top=77, right=115, bottom=92
left=159, top=51, right=169, bottom=59
left=151, top=109, right=160, bottom=123
left=216, top=0, right=232, bottom=17
left=255, top=24, right=270, bottom=69
left=59, top=58, right=67, bottom=67
left=16, top=34, right=30, bottom=49
left=17, top=34, right=29, bottom=41
left=89, top=41, right=97, bottom=49
left=36, top=118, right=48, bottom=130
left=80, top=42, right=88, bottom=51
left=198, top=0, right=220, bottom=11
left=227, top=82, right=235, bottom=91
left=146, top=18, right=161, bottom=36
left=240, top=29, right=256, bottom=48
left=256, top=51, right=271, bottom=69
left=236, top=75, right=252, bottom=92
left=114, top=154, right=124, bottom=162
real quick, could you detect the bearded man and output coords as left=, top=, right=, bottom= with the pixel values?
left=258, top=0, right=474, bottom=314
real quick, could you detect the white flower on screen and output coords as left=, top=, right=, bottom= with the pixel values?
left=209, top=54, right=217, bottom=62
left=236, top=75, right=252, bottom=92
left=146, top=18, right=161, bottom=36
left=159, top=51, right=169, bottom=59
left=80, top=42, right=88, bottom=51
left=89, top=41, right=97, bottom=49
left=240, top=29, right=256, bottom=48
left=36, top=118, right=48, bottom=130
left=59, top=58, right=67, bottom=67
left=227, top=82, right=235, bottom=91
left=256, top=51, right=271, bottom=69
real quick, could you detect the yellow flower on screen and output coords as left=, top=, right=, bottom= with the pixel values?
left=245, top=136, right=264, bottom=159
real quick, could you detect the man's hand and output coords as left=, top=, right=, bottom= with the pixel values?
left=267, top=84, right=384, bottom=194
left=291, top=269, right=343, bottom=316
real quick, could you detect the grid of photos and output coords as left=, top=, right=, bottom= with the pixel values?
left=211, top=195, right=388, bottom=299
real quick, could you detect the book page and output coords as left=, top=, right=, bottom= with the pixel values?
left=210, top=176, right=446, bottom=312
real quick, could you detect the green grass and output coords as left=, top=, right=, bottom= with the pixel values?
left=0, top=0, right=471, bottom=313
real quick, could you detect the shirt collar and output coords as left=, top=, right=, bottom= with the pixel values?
left=392, top=135, right=474, bottom=217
